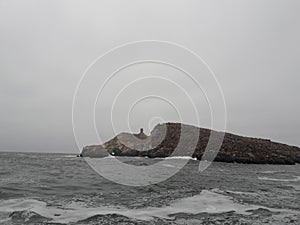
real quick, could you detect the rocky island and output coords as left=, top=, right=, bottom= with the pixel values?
left=81, top=122, right=300, bottom=165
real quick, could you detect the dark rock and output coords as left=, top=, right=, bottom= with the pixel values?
left=81, top=145, right=109, bottom=158
left=81, top=122, right=300, bottom=164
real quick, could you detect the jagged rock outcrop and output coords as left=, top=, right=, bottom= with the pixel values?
left=81, top=145, right=110, bottom=158
left=81, top=123, right=300, bottom=165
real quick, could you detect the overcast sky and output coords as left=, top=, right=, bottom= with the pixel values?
left=0, top=0, right=299, bottom=153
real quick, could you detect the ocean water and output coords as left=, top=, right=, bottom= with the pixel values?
left=0, top=152, right=299, bottom=225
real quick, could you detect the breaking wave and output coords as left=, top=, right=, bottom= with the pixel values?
left=0, top=190, right=297, bottom=224
left=258, top=176, right=300, bottom=182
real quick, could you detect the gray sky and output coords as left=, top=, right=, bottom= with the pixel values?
left=0, top=0, right=299, bottom=153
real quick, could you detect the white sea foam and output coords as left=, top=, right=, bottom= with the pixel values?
left=100, top=155, right=196, bottom=161
left=212, top=188, right=258, bottom=196
left=64, top=155, right=77, bottom=158
left=103, top=155, right=116, bottom=159
left=259, top=170, right=285, bottom=174
left=1, top=190, right=298, bottom=224
left=166, top=156, right=197, bottom=161
left=258, top=176, right=300, bottom=182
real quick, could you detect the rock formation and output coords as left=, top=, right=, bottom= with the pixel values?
left=81, top=122, right=300, bottom=165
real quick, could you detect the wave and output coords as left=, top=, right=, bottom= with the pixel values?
left=290, top=184, right=300, bottom=191
left=162, top=164, right=176, bottom=168
left=63, top=155, right=77, bottom=158
left=8, top=210, right=50, bottom=224
left=97, top=155, right=197, bottom=161
left=259, top=170, right=286, bottom=174
left=212, top=188, right=258, bottom=196
left=1, top=190, right=298, bottom=224
left=166, top=156, right=197, bottom=161
left=103, top=155, right=116, bottom=159
left=258, top=176, right=300, bottom=182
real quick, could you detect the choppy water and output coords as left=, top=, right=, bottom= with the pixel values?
left=0, top=152, right=299, bottom=225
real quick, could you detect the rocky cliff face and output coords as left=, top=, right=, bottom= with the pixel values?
left=81, top=122, right=300, bottom=165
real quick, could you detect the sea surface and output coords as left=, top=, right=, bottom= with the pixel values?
left=0, top=152, right=299, bottom=225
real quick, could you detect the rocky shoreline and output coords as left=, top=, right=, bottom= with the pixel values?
left=81, top=123, right=300, bottom=165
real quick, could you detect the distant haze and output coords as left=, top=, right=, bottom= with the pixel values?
left=0, top=0, right=299, bottom=153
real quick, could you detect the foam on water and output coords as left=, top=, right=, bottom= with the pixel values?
left=212, top=188, right=259, bottom=196
left=0, top=190, right=297, bottom=224
left=166, top=156, right=197, bottom=160
left=258, top=176, right=300, bottom=182
left=63, top=155, right=77, bottom=158
left=103, top=155, right=116, bottom=159
left=259, top=170, right=286, bottom=174
left=101, top=156, right=197, bottom=160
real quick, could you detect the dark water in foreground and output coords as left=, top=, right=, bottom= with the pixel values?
left=0, top=152, right=299, bottom=225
